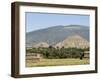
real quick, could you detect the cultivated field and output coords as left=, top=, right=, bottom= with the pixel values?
left=26, top=58, right=89, bottom=67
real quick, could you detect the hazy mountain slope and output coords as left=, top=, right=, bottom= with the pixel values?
left=26, top=25, right=89, bottom=47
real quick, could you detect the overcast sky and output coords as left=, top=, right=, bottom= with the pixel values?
left=25, top=12, right=89, bottom=32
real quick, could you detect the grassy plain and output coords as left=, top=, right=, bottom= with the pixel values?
left=26, top=58, right=89, bottom=67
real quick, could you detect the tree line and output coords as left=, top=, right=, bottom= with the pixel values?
left=26, top=46, right=89, bottom=59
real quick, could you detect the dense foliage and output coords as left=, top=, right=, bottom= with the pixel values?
left=26, top=47, right=89, bottom=59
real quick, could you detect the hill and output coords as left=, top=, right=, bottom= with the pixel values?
left=26, top=25, right=89, bottom=48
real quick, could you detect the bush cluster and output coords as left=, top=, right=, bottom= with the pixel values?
left=26, top=46, right=89, bottom=59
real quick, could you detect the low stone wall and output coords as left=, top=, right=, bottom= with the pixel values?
left=26, top=53, right=42, bottom=62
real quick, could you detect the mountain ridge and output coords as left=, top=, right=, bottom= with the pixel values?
left=26, top=25, right=89, bottom=47
left=26, top=24, right=89, bottom=33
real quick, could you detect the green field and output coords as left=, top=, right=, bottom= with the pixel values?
left=26, top=58, right=89, bottom=67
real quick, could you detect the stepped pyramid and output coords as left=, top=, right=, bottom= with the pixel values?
left=32, top=42, right=49, bottom=48
left=54, top=35, right=89, bottom=49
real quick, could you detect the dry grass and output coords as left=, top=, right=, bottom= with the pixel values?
left=26, top=58, right=89, bottom=67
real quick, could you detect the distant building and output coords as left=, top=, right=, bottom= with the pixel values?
left=32, top=42, right=49, bottom=48
left=26, top=53, right=42, bottom=62
left=84, top=51, right=89, bottom=58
